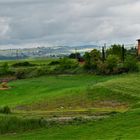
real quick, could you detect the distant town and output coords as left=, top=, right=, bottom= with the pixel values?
left=0, top=45, right=98, bottom=60
left=0, top=43, right=136, bottom=60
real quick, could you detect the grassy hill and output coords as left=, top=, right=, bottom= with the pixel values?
left=0, top=73, right=140, bottom=139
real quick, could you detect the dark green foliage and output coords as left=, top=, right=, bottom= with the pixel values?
left=137, top=55, right=140, bottom=61
left=14, top=68, right=35, bottom=79
left=14, top=67, right=48, bottom=79
left=83, top=46, right=139, bottom=75
left=12, top=61, right=36, bottom=67
left=0, top=117, right=46, bottom=134
left=84, top=49, right=101, bottom=71
left=97, top=61, right=108, bottom=74
left=0, top=106, right=11, bottom=114
left=0, top=63, right=11, bottom=75
left=84, top=52, right=91, bottom=70
left=124, top=56, right=139, bottom=72
left=59, top=58, right=78, bottom=70
left=106, top=55, right=119, bottom=72
left=90, top=49, right=101, bottom=62
left=126, top=47, right=138, bottom=57
left=48, top=61, right=60, bottom=65
left=102, top=46, right=106, bottom=62
left=90, top=49, right=101, bottom=70
left=121, top=45, right=125, bottom=62
left=106, top=44, right=126, bottom=60
left=69, top=53, right=81, bottom=59
left=13, top=58, right=79, bottom=79
left=15, top=69, right=27, bottom=79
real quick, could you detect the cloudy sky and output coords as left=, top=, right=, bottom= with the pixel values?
left=0, top=0, right=140, bottom=49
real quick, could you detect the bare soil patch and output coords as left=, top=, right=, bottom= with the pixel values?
left=93, top=100, right=129, bottom=108
left=0, top=88, right=11, bottom=90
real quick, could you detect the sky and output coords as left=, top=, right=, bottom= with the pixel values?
left=0, top=0, right=140, bottom=49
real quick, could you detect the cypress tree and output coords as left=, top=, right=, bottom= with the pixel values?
left=122, top=44, right=125, bottom=62
left=102, top=46, right=105, bottom=62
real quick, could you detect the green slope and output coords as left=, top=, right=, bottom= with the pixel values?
left=0, top=75, right=112, bottom=107
left=1, top=109, right=140, bottom=140
left=0, top=73, right=140, bottom=139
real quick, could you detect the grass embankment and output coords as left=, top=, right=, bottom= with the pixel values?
left=0, top=74, right=133, bottom=117
left=0, top=73, right=140, bottom=139
left=0, top=75, right=113, bottom=108
left=1, top=109, right=140, bottom=140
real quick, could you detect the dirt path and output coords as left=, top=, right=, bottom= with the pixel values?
left=0, top=88, right=10, bottom=90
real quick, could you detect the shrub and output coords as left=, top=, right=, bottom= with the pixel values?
left=14, top=68, right=34, bottom=79
left=0, top=117, right=45, bottom=134
left=97, top=61, right=109, bottom=75
left=30, top=67, right=48, bottom=77
left=123, top=56, right=139, bottom=72
left=69, top=53, right=81, bottom=59
left=83, top=52, right=91, bottom=70
left=15, top=69, right=27, bottom=79
left=59, top=58, right=78, bottom=70
left=0, top=63, right=10, bottom=75
left=0, top=106, right=11, bottom=114
left=48, top=61, right=60, bottom=65
left=12, top=61, right=36, bottom=67
left=106, top=55, right=119, bottom=72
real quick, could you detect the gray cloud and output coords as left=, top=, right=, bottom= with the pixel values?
left=0, top=0, right=140, bottom=48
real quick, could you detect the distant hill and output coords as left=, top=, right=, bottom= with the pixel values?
left=0, top=45, right=98, bottom=60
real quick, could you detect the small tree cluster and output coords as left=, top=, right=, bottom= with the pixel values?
left=0, top=63, right=12, bottom=76
left=84, top=45, right=139, bottom=75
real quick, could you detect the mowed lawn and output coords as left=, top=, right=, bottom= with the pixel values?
left=0, top=73, right=140, bottom=111
left=0, top=75, right=112, bottom=107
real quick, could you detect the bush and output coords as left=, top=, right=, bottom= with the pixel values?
left=0, top=63, right=11, bottom=75
left=48, top=61, right=60, bottom=65
left=97, top=61, right=109, bottom=75
left=15, top=69, right=27, bottom=79
left=123, top=56, right=139, bottom=72
left=14, top=68, right=35, bottom=79
left=29, top=67, right=48, bottom=77
left=0, top=116, right=45, bottom=134
left=106, top=55, right=119, bottom=72
left=59, top=58, right=78, bottom=70
left=0, top=106, right=11, bottom=114
left=12, top=61, right=36, bottom=67
left=96, top=56, right=127, bottom=75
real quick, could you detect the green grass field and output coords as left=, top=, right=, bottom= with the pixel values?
left=1, top=109, right=140, bottom=140
left=0, top=72, right=140, bottom=139
left=0, top=58, right=56, bottom=66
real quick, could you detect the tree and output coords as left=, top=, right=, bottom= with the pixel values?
left=106, top=55, right=119, bottom=72
left=126, top=47, right=137, bottom=57
left=69, top=53, right=81, bottom=59
left=102, top=46, right=106, bottom=62
left=90, top=49, right=101, bottom=70
left=0, top=63, right=9, bottom=75
left=84, top=49, right=101, bottom=70
left=124, top=56, right=139, bottom=72
left=121, top=45, right=125, bottom=62
left=84, top=52, right=91, bottom=69
left=106, top=44, right=126, bottom=60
